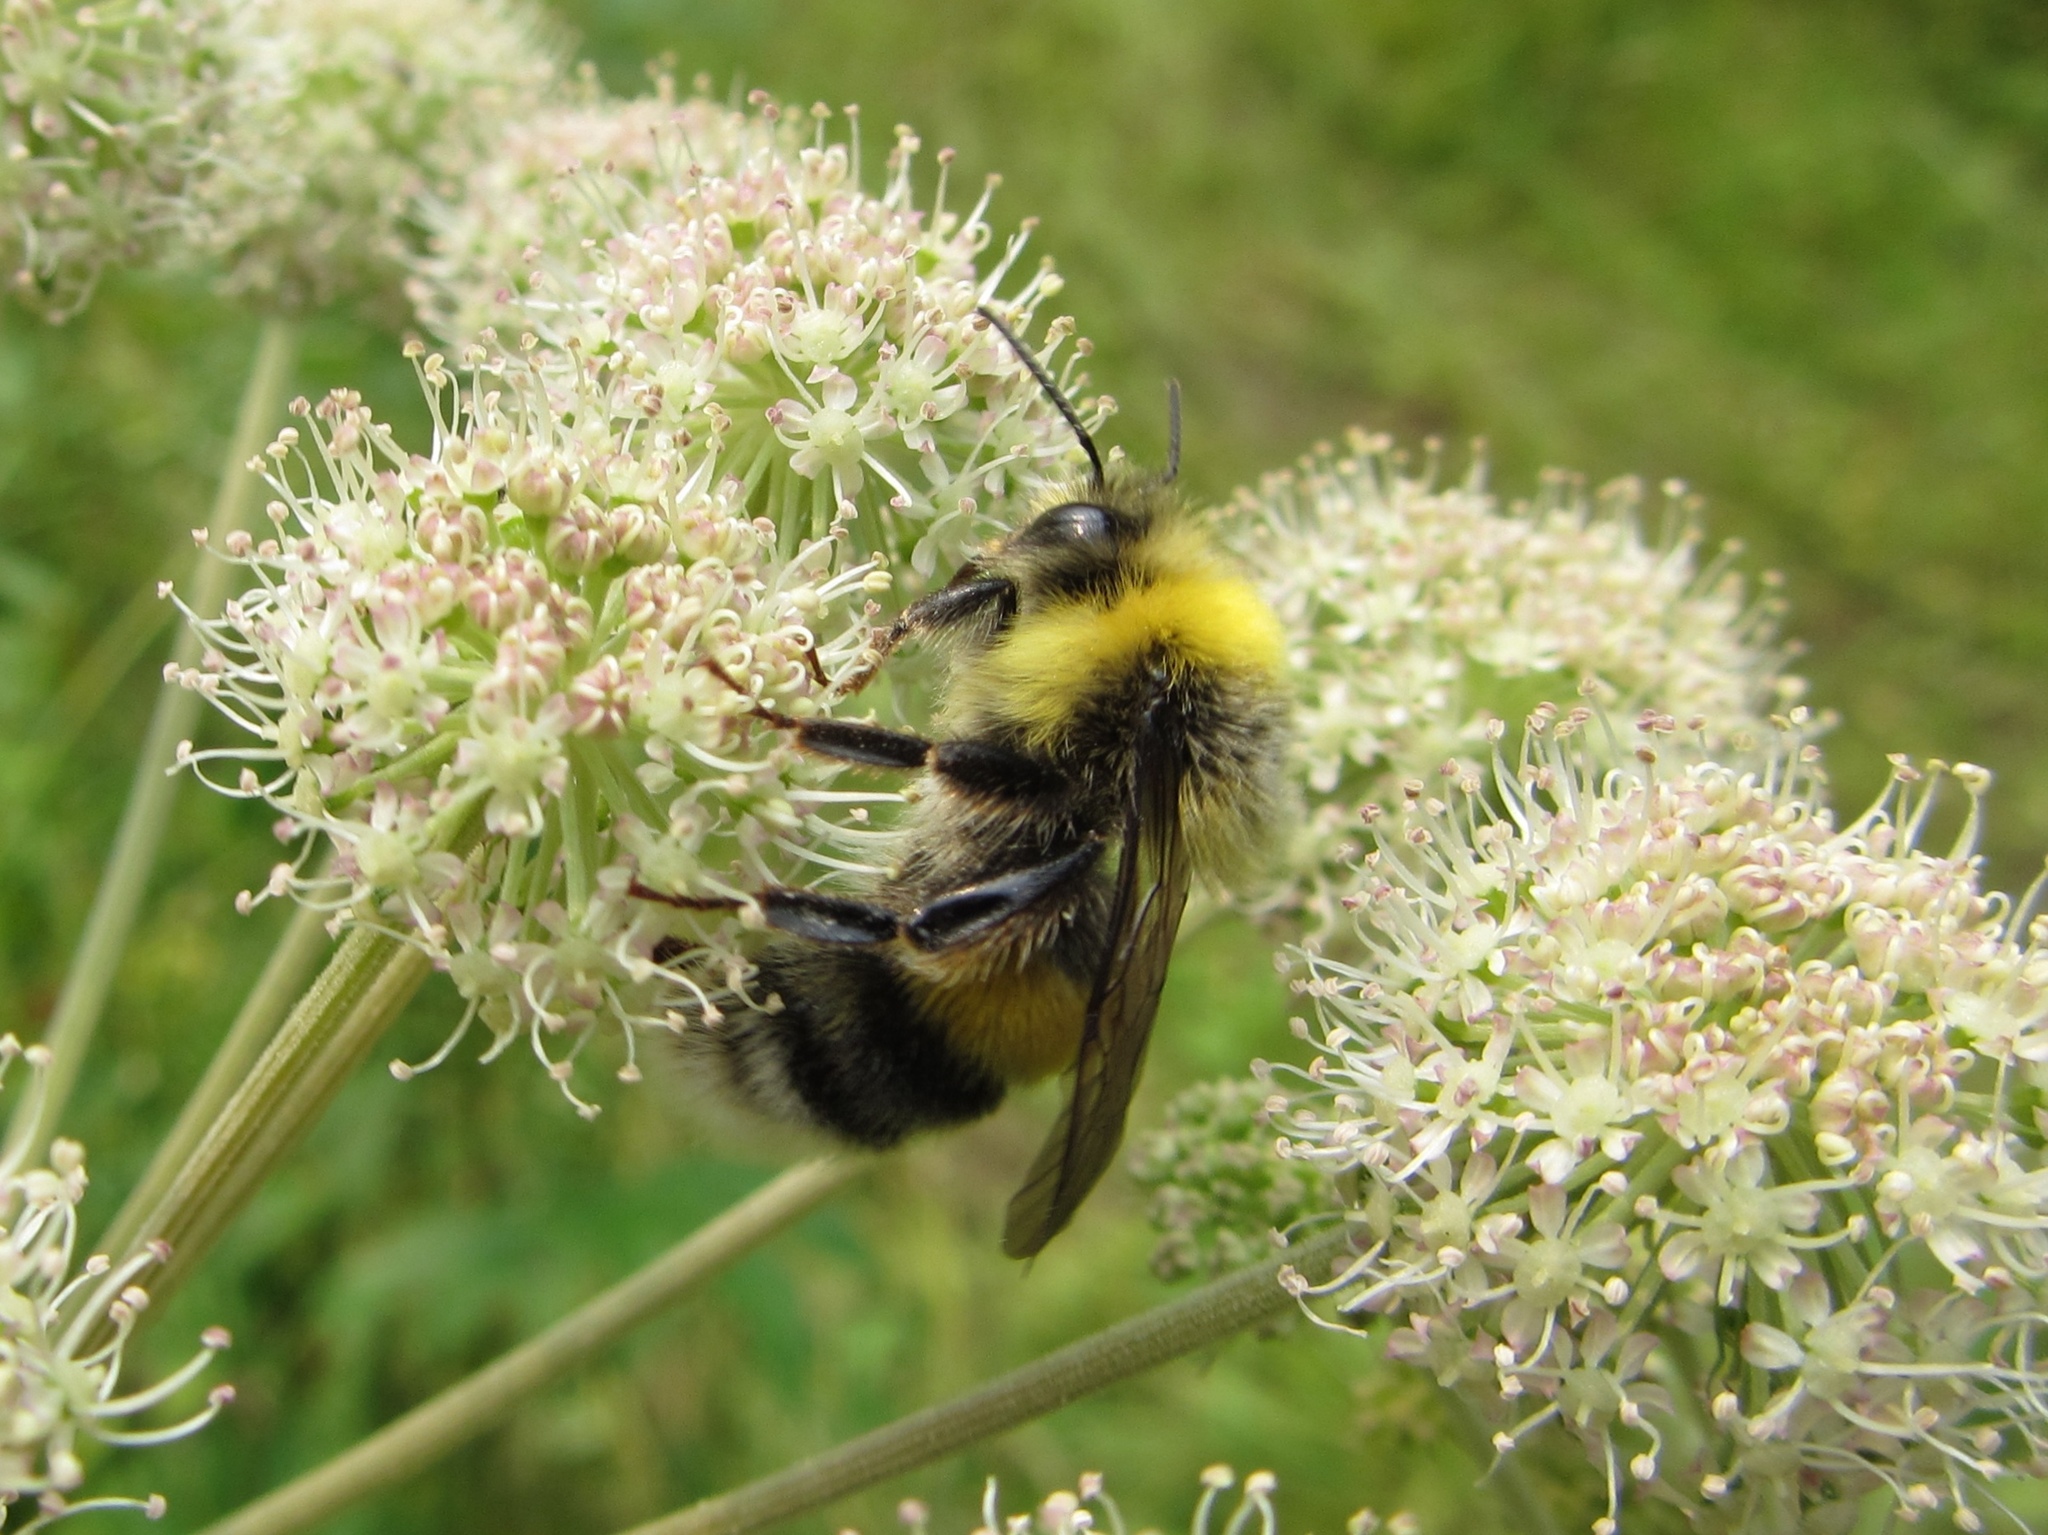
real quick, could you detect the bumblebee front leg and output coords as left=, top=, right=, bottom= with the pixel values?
left=795, top=722, right=1067, bottom=801
left=835, top=571, right=1017, bottom=698
left=718, top=677, right=1064, bottom=801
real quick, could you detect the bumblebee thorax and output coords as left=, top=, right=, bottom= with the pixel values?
left=948, top=501, right=1286, bottom=754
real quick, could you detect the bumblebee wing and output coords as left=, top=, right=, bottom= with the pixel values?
left=1002, top=686, right=1192, bottom=1259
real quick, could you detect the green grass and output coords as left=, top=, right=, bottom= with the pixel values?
left=5, top=3, right=2048, bottom=1531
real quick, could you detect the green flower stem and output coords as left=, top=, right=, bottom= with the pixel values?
left=196, top=1155, right=866, bottom=1535
left=7, top=317, right=297, bottom=1158
left=102, top=924, right=431, bottom=1319
left=47, top=575, right=173, bottom=763
left=96, top=897, right=332, bottom=1260
left=615, top=1225, right=1356, bottom=1535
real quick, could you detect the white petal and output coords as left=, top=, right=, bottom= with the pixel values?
left=1740, top=1322, right=1803, bottom=1372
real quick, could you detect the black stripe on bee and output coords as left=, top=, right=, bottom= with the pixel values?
left=752, top=946, right=1006, bottom=1147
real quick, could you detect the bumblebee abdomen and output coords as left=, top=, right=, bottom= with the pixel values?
left=702, top=943, right=1005, bottom=1149
left=902, top=955, right=1090, bottom=1083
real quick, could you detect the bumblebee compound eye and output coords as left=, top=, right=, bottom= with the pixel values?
left=1022, top=502, right=1116, bottom=547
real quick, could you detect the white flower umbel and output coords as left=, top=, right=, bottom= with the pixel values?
left=0, top=0, right=228, bottom=320
left=1224, top=432, right=1801, bottom=934
left=411, top=70, right=738, bottom=344
left=1, top=0, right=561, bottom=318
left=0, top=1037, right=231, bottom=1528
left=185, top=0, right=559, bottom=311
left=417, top=88, right=1100, bottom=578
left=1270, top=714, right=2048, bottom=1534
left=168, top=337, right=901, bottom=1114
left=891, top=1467, right=1413, bottom=1535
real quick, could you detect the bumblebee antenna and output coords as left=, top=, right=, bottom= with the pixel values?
left=976, top=305, right=1104, bottom=489
left=1163, top=379, right=1182, bottom=484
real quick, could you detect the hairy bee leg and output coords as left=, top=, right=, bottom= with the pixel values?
left=834, top=574, right=1017, bottom=698
left=759, top=889, right=902, bottom=944
left=701, top=649, right=1060, bottom=800
left=627, top=884, right=739, bottom=912
left=734, top=695, right=1065, bottom=801
left=928, top=738, right=1065, bottom=798
left=693, top=657, right=934, bottom=769
left=785, top=715, right=933, bottom=770
left=635, top=840, right=1100, bottom=954
left=904, top=841, right=1106, bottom=951
left=791, top=727, right=1066, bottom=805
left=629, top=881, right=903, bottom=945
left=800, top=642, right=829, bottom=689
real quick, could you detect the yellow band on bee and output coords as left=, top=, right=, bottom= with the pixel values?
left=965, top=568, right=1286, bottom=749
left=902, top=961, right=1086, bottom=1082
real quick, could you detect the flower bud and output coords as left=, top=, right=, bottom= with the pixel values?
left=509, top=456, right=576, bottom=521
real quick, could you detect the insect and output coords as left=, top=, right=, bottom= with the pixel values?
left=643, top=309, right=1290, bottom=1256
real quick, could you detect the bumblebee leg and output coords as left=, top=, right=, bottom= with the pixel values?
left=904, top=841, right=1106, bottom=952
left=692, top=658, right=932, bottom=769
left=758, top=889, right=903, bottom=944
left=727, top=692, right=1064, bottom=801
left=835, top=573, right=1018, bottom=697
left=627, top=884, right=740, bottom=912
left=784, top=716, right=934, bottom=770
left=630, top=880, right=902, bottom=944
left=644, top=840, right=1097, bottom=947
left=789, top=727, right=1065, bottom=804
left=929, top=739, right=1064, bottom=799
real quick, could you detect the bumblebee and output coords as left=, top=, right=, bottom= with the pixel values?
left=645, top=310, right=1290, bottom=1256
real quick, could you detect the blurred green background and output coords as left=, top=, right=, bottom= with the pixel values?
left=4, top=2, right=2047, bottom=1531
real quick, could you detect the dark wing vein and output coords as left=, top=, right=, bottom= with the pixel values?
left=1002, top=682, right=1193, bottom=1258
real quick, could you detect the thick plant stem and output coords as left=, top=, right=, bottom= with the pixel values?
left=9, top=317, right=297, bottom=1157
left=198, top=1156, right=866, bottom=1535
left=104, top=926, right=430, bottom=1316
left=617, top=1226, right=1355, bottom=1535
left=98, top=899, right=331, bottom=1260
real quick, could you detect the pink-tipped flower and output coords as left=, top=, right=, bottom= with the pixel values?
left=0, top=0, right=563, bottom=319
left=877, top=1469, right=1407, bottom=1535
left=0, top=1038, right=230, bottom=1523
left=415, top=89, right=1103, bottom=579
left=171, top=99, right=1107, bottom=1114
left=169, top=335, right=909, bottom=1113
left=0, top=0, right=232, bottom=321
left=187, top=0, right=561, bottom=310
left=1221, top=432, right=1802, bottom=935
left=1259, top=718, right=2048, bottom=1531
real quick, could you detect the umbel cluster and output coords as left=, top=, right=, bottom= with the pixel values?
left=5, top=2, right=2045, bottom=1531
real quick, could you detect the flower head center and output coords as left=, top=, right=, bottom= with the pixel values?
left=1512, top=1235, right=1583, bottom=1309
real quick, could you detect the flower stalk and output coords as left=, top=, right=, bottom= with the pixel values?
left=196, top=1155, right=864, bottom=1535
left=100, top=921, right=432, bottom=1319
left=96, top=897, right=331, bottom=1261
left=614, top=1226, right=1355, bottom=1535
left=6, top=317, right=297, bottom=1161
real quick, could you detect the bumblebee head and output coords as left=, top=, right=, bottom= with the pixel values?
left=996, top=474, right=1195, bottom=607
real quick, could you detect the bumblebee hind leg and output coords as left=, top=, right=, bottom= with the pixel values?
left=636, top=838, right=1100, bottom=950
